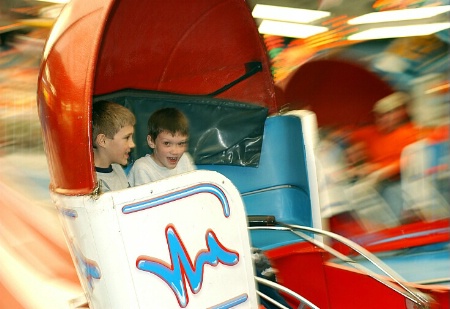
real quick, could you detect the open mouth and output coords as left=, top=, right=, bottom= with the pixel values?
left=167, top=157, right=178, bottom=165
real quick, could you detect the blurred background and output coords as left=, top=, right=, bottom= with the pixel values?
left=1, top=1, right=82, bottom=308
left=0, top=0, right=449, bottom=308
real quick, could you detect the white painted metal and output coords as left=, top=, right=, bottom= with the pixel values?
left=54, top=170, right=258, bottom=308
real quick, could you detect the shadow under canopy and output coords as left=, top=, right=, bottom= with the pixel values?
left=95, top=89, right=268, bottom=167
left=37, top=0, right=276, bottom=195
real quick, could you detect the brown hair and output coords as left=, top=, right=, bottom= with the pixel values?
left=148, top=107, right=189, bottom=141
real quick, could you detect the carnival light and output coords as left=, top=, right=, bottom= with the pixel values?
left=258, top=20, right=328, bottom=39
left=252, top=4, right=330, bottom=23
left=348, top=5, right=450, bottom=24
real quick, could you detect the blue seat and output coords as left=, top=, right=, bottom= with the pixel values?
left=199, top=114, right=317, bottom=250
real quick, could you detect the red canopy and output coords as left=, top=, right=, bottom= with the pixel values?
left=37, top=0, right=276, bottom=195
left=278, top=58, right=393, bottom=127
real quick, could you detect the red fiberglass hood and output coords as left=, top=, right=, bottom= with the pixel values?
left=37, top=0, right=276, bottom=195
left=277, top=58, right=393, bottom=127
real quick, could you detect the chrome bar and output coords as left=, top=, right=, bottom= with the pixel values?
left=415, top=277, right=450, bottom=285
left=249, top=225, right=431, bottom=308
left=255, top=276, right=320, bottom=309
left=256, top=291, right=290, bottom=309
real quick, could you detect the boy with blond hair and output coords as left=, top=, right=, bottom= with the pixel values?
left=92, top=100, right=136, bottom=193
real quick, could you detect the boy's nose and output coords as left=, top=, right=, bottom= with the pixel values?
left=129, top=139, right=136, bottom=148
left=171, top=145, right=183, bottom=154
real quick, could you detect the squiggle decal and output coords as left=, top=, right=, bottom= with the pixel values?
left=136, top=226, right=239, bottom=307
left=60, top=208, right=78, bottom=218
left=72, top=244, right=101, bottom=290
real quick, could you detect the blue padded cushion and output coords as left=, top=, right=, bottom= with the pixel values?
left=200, top=115, right=310, bottom=194
left=242, top=187, right=312, bottom=226
left=199, top=115, right=314, bottom=251
left=243, top=187, right=313, bottom=250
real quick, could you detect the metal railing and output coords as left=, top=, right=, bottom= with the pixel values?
left=249, top=223, right=433, bottom=309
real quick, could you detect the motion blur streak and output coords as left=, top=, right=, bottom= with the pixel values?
left=0, top=155, right=82, bottom=308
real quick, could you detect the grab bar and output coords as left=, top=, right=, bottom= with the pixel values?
left=249, top=223, right=432, bottom=309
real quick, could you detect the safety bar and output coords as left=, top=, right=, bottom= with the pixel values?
left=249, top=220, right=433, bottom=309
left=255, top=276, right=319, bottom=309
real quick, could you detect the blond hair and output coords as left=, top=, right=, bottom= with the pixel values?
left=92, top=100, right=136, bottom=147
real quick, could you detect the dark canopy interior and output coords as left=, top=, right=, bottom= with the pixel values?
left=95, top=90, right=268, bottom=167
left=37, top=0, right=277, bottom=194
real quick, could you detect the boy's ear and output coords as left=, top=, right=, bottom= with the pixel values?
left=95, top=134, right=107, bottom=148
left=147, top=135, right=155, bottom=149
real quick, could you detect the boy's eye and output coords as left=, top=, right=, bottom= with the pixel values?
left=163, top=142, right=171, bottom=146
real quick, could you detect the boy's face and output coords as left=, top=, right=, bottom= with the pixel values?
left=148, top=130, right=188, bottom=169
left=100, top=125, right=135, bottom=166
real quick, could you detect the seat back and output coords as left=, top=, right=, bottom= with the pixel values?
left=401, top=137, right=450, bottom=220
left=200, top=111, right=323, bottom=250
